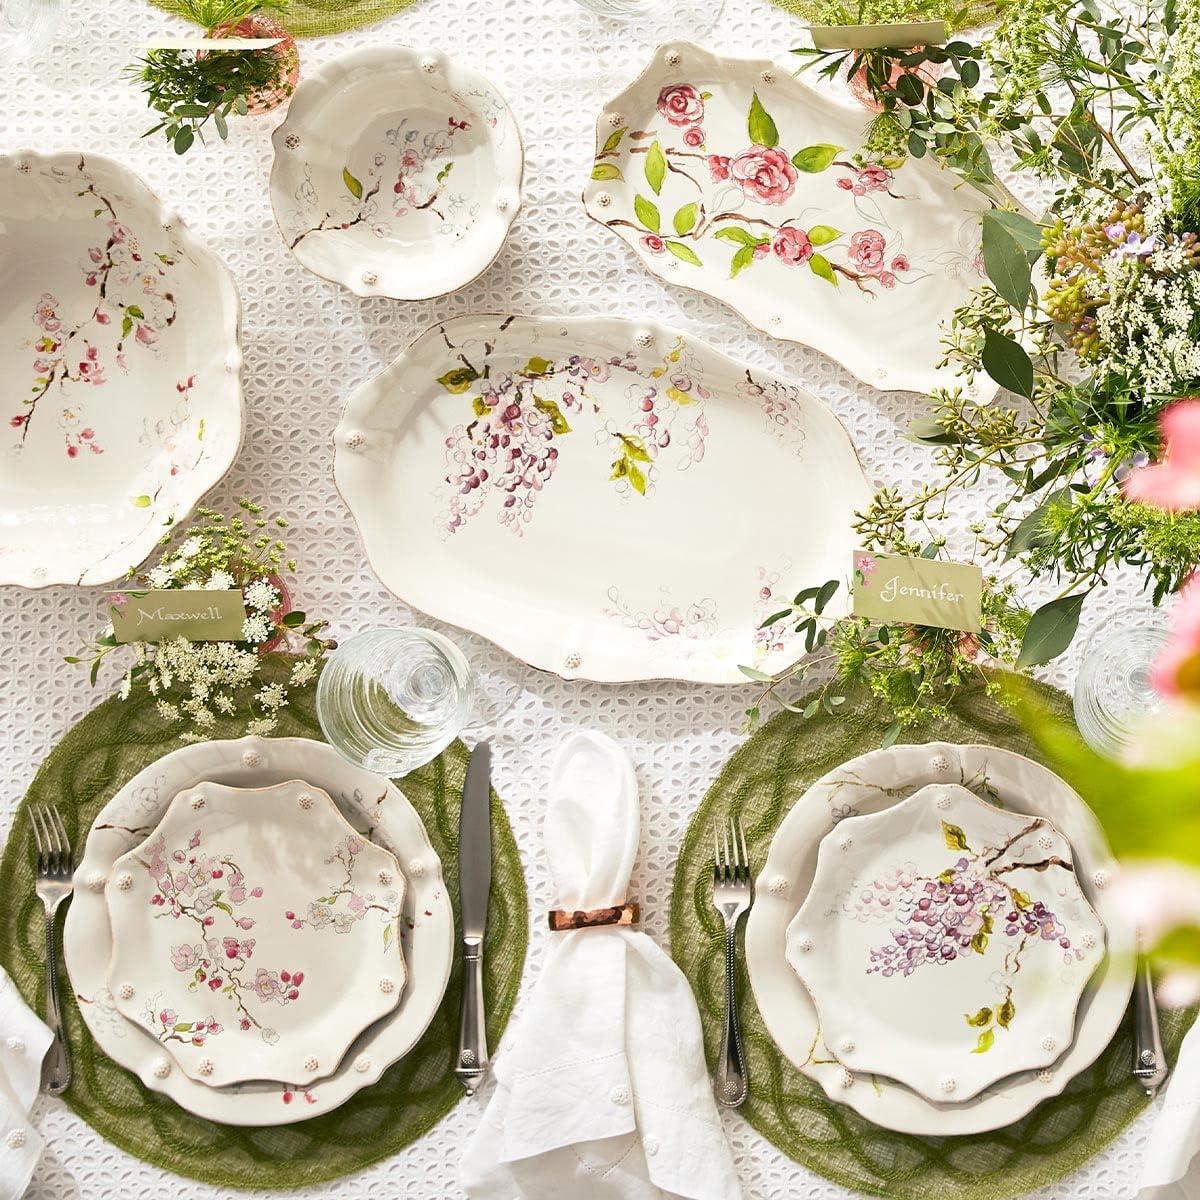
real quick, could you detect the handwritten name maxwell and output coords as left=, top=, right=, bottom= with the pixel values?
left=136, top=604, right=226, bottom=625
left=876, top=576, right=965, bottom=604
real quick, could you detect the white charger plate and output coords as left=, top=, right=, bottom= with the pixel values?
left=745, top=741, right=1135, bottom=1136
left=106, top=779, right=407, bottom=1088
left=65, top=736, right=453, bottom=1125
left=788, top=781, right=1105, bottom=1102
left=270, top=46, right=522, bottom=299
left=0, top=151, right=243, bottom=587
left=334, top=312, right=871, bottom=683
left=584, top=43, right=996, bottom=397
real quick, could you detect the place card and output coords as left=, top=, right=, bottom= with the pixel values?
left=108, top=589, right=248, bottom=644
left=807, top=20, right=947, bottom=50
left=851, top=551, right=982, bottom=632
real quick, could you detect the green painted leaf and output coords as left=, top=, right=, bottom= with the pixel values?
left=747, top=91, right=779, bottom=148
left=981, top=327, right=1035, bottom=398
left=343, top=167, right=363, bottom=199
left=942, top=821, right=969, bottom=851
left=472, top=397, right=490, bottom=417
left=645, top=141, right=666, bottom=195
left=627, top=460, right=647, bottom=495
left=715, top=227, right=766, bottom=246
left=809, top=253, right=837, bottom=285
left=807, top=224, right=840, bottom=245
left=1017, top=592, right=1088, bottom=667
left=665, top=240, right=702, bottom=266
left=730, top=244, right=757, bottom=277
left=132, top=495, right=152, bottom=508
left=533, top=395, right=572, bottom=435
left=996, top=996, right=1016, bottom=1027
left=792, top=143, right=841, bottom=172
left=600, top=127, right=625, bottom=156
left=523, top=356, right=554, bottom=376
left=673, top=202, right=699, bottom=236
left=981, top=211, right=1032, bottom=310
left=126, top=304, right=144, bottom=319
left=436, top=366, right=481, bottom=394
left=634, top=193, right=661, bottom=233
left=965, top=1007, right=992, bottom=1027
left=972, top=1027, right=996, bottom=1053
left=619, top=434, right=652, bottom=463
left=1012, top=888, right=1032, bottom=910
left=591, top=162, right=623, bottom=182
left=970, top=931, right=990, bottom=955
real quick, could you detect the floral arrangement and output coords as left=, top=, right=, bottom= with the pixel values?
left=69, top=501, right=334, bottom=739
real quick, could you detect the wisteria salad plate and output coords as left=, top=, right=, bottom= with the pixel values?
left=270, top=46, right=523, bottom=299
left=334, top=313, right=872, bottom=683
left=584, top=43, right=996, bottom=396
left=0, top=151, right=243, bottom=588
left=106, top=779, right=407, bottom=1088
left=787, top=782, right=1105, bottom=1103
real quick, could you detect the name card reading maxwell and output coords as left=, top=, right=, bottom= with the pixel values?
left=851, top=552, right=982, bottom=633
left=108, top=590, right=248, bottom=644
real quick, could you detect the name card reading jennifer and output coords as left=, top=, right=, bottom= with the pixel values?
left=807, top=20, right=947, bottom=50
left=108, top=590, right=248, bottom=644
left=852, top=552, right=982, bottom=632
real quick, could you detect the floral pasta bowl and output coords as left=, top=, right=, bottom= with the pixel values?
left=105, top=778, right=407, bottom=1088
left=0, top=152, right=243, bottom=588
left=786, top=782, right=1105, bottom=1103
left=584, top=43, right=996, bottom=396
left=270, top=46, right=523, bottom=299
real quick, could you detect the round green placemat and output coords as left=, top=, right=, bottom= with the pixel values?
left=0, top=657, right=528, bottom=1190
left=149, top=0, right=421, bottom=38
left=770, top=0, right=1007, bottom=33
left=670, top=675, right=1191, bottom=1200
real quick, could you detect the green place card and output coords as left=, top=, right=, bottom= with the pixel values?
left=108, top=589, right=247, bottom=644
left=852, top=551, right=982, bottom=632
left=808, top=20, right=947, bottom=49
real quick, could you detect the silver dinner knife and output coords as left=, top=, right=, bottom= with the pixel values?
left=455, top=740, right=493, bottom=1096
left=1133, top=940, right=1169, bottom=1096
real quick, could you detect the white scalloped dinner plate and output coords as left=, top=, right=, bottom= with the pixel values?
left=334, top=313, right=872, bottom=683
left=270, top=46, right=523, bottom=299
left=65, top=736, right=453, bottom=1125
left=0, top=151, right=243, bottom=587
left=584, top=43, right=996, bottom=397
left=745, top=741, right=1135, bottom=1136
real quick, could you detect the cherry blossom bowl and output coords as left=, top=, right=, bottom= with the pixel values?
left=269, top=46, right=523, bottom=300
left=0, top=151, right=243, bottom=588
left=105, top=779, right=406, bottom=1089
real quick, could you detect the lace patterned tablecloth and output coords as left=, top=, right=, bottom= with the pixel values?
left=0, top=0, right=1163, bottom=1196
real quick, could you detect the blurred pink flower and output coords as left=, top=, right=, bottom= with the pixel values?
left=1123, top=400, right=1200, bottom=511
left=1152, top=572, right=1200, bottom=699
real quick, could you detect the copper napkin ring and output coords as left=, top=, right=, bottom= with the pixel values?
left=547, top=903, right=639, bottom=931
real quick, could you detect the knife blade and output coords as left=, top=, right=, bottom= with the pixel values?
left=455, top=740, right=492, bottom=1095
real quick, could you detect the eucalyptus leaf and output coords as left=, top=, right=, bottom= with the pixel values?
left=1016, top=592, right=1088, bottom=667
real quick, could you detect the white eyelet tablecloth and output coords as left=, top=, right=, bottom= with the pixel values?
left=0, top=0, right=1166, bottom=1196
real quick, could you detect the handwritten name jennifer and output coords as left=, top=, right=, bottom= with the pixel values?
left=876, top=575, right=965, bottom=604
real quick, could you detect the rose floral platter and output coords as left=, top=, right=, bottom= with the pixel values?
left=584, top=43, right=994, bottom=396
left=65, top=736, right=453, bottom=1124
left=0, top=152, right=243, bottom=587
left=334, top=313, right=872, bottom=683
left=787, top=782, right=1105, bottom=1103
left=105, top=779, right=406, bottom=1088
left=745, top=742, right=1135, bottom=1136
left=270, top=46, right=523, bottom=300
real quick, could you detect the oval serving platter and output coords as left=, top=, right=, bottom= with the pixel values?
left=335, top=313, right=872, bottom=683
left=584, top=42, right=995, bottom=397
left=0, top=151, right=243, bottom=588
left=270, top=46, right=523, bottom=300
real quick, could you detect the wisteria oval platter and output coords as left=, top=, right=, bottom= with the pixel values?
left=334, top=313, right=872, bottom=683
left=584, top=43, right=995, bottom=397
left=270, top=46, right=523, bottom=300
left=106, top=779, right=407, bottom=1088
left=64, top=736, right=454, bottom=1124
left=0, top=151, right=243, bottom=588
left=787, top=782, right=1105, bottom=1103
left=745, top=741, right=1135, bottom=1136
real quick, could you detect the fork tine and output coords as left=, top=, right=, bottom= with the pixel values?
left=29, top=806, right=48, bottom=865
left=736, top=817, right=749, bottom=880
left=713, top=826, right=721, bottom=877
left=48, top=807, right=72, bottom=872
left=728, top=817, right=740, bottom=871
left=721, top=821, right=731, bottom=881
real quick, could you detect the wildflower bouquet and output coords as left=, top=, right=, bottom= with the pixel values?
left=70, top=501, right=333, bottom=740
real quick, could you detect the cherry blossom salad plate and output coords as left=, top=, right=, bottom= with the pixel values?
left=334, top=313, right=871, bottom=683
left=65, top=737, right=453, bottom=1124
left=583, top=43, right=994, bottom=396
left=106, top=779, right=406, bottom=1088
left=0, top=151, right=243, bottom=588
left=270, top=46, right=523, bottom=299
left=787, top=782, right=1105, bottom=1103
left=744, top=742, right=1135, bottom=1136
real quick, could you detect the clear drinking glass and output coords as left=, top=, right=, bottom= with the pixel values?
left=316, top=628, right=476, bottom=777
left=571, top=0, right=725, bottom=40
left=1073, top=609, right=1169, bottom=759
left=0, top=0, right=61, bottom=61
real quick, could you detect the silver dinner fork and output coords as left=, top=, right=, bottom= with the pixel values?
left=712, top=816, right=752, bottom=1107
left=30, top=805, right=73, bottom=1095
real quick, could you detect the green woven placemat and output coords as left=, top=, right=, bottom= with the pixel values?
left=770, top=0, right=1007, bottom=33
left=670, top=676, right=1191, bottom=1200
left=149, top=0, right=420, bottom=38
left=0, top=659, right=528, bottom=1190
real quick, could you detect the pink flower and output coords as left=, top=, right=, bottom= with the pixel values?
left=855, top=553, right=877, bottom=577
left=656, top=84, right=704, bottom=127
left=771, top=225, right=814, bottom=265
left=170, top=943, right=202, bottom=972
left=641, top=234, right=666, bottom=254
left=1152, top=573, right=1200, bottom=698
left=730, top=147, right=797, bottom=206
left=857, top=164, right=891, bottom=193
left=34, top=294, right=61, bottom=332
left=1124, top=401, right=1200, bottom=512
left=135, top=323, right=156, bottom=346
left=879, top=271, right=897, bottom=288
left=707, top=155, right=731, bottom=182
left=682, top=126, right=705, bottom=148
left=892, top=254, right=910, bottom=272
left=849, top=229, right=887, bottom=274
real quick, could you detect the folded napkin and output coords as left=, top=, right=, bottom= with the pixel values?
left=1138, top=1016, right=1200, bottom=1199
left=0, top=967, right=52, bottom=1200
left=461, top=732, right=742, bottom=1200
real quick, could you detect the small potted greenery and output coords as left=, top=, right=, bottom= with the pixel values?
left=132, top=0, right=300, bottom=155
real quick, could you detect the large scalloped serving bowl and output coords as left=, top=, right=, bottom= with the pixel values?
left=0, top=152, right=243, bottom=587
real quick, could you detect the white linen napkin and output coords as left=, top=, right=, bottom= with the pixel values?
left=461, top=731, right=742, bottom=1200
left=0, top=967, right=52, bottom=1200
